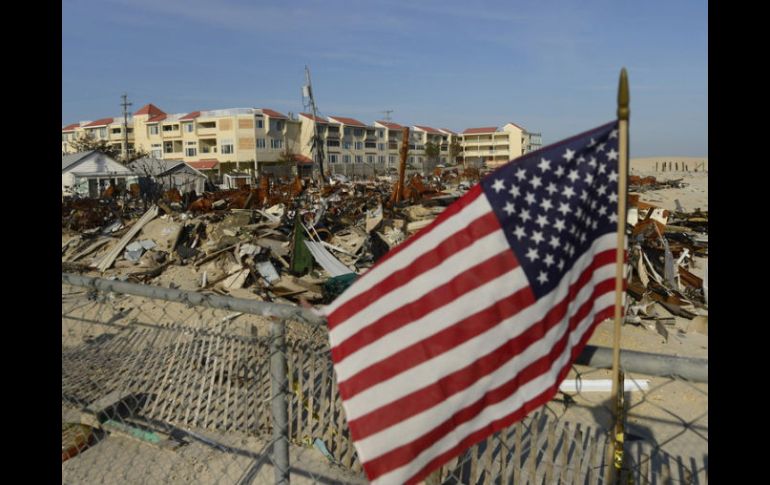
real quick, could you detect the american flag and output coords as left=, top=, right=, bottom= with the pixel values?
left=323, top=120, right=623, bottom=484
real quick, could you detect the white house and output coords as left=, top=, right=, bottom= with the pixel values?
left=62, top=150, right=137, bottom=198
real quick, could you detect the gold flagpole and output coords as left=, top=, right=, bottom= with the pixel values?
left=605, top=68, right=630, bottom=484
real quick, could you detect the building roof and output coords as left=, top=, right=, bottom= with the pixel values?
left=187, top=160, right=219, bottom=170
left=463, top=126, right=499, bottom=134
left=261, top=108, right=288, bottom=119
left=62, top=151, right=95, bottom=171
left=439, top=128, right=458, bottom=135
left=376, top=120, right=404, bottom=130
left=414, top=125, right=442, bottom=134
left=299, top=113, right=328, bottom=124
left=293, top=154, right=314, bottom=164
left=179, top=111, right=201, bottom=121
left=327, top=116, right=367, bottom=127
left=505, top=121, right=526, bottom=131
left=147, top=113, right=168, bottom=123
left=134, top=103, right=166, bottom=117
left=158, top=161, right=208, bottom=178
left=128, top=156, right=184, bottom=176
left=83, top=117, right=115, bottom=128
left=62, top=123, right=80, bottom=132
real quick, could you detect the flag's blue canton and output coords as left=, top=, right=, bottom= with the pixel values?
left=481, top=121, right=620, bottom=299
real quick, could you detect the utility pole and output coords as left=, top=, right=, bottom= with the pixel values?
left=121, top=93, right=132, bottom=161
left=381, top=110, right=393, bottom=121
left=303, top=66, right=326, bottom=188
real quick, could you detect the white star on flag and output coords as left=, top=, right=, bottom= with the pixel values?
left=492, top=179, right=505, bottom=192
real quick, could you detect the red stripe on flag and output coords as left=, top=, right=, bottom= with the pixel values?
left=331, top=248, right=518, bottom=365
left=338, top=279, right=535, bottom=400
left=360, top=291, right=615, bottom=482
left=348, top=252, right=615, bottom=443
left=328, top=210, right=500, bottom=329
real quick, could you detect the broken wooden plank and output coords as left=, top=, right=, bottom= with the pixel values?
left=93, top=205, right=159, bottom=272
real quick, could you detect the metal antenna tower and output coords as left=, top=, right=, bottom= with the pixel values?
left=121, top=93, right=132, bottom=160
left=303, top=66, right=326, bottom=187
left=381, top=110, right=394, bottom=121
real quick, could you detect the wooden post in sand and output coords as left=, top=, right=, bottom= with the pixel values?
left=392, top=126, right=410, bottom=203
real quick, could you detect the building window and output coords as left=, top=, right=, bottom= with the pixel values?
left=389, top=155, right=395, bottom=164
left=354, top=128, right=363, bottom=137
left=344, top=127, right=351, bottom=136
left=343, top=155, right=351, bottom=164
left=221, top=141, right=234, bottom=154
left=355, top=156, right=363, bottom=163
left=329, top=154, right=338, bottom=164
left=270, top=139, right=283, bottom=149
left=99, top=128, right=107, bottom=138
left=257, top=119, right=263, bottom=128
left=327, top=140, right=340, bottom=147
left=355, top=142, right=363, bottom=150
left=378, top=130, right=384, bottom=138
left=185, top=123, right=194, bottom=133
left=111, top=128, right=121, bottom=134
left=151, top=144, right=162, bottom=158
left=163, top=124, right=177, bottom=132
left=367, top=155, right=374, bottom=164
left=149, top=125, right=159, bottom=135
left=408, top=156, right=413, bottom=164
left=256, top=138, right=266, bottom=149
left=343, top=141, right=351, bottom=149
left=186, top=147, right=197, bottom=157
left=164, top=142, right=174, bottom=153
left=271, top=120, right=284, bottom=131
left=378, top=143, right=385, bottom=151
left=378, top=156, right=385, bottom=164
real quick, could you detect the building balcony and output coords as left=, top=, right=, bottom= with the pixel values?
left=197, top=127, right=217, bottom=136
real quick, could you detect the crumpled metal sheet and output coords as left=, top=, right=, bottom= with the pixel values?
left=303, top=241, right=355, bottom=277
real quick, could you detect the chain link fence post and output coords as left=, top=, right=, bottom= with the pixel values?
left=271, top=318, right=290, bottom=484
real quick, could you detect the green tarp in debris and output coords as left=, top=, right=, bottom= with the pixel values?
left=290, top=214, right=313, bottom=275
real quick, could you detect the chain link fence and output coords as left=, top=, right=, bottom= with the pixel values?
left=62, top=273, right=706, bottom=484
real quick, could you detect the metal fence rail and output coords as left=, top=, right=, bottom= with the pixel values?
left=62, top=273, right=707, bottom=484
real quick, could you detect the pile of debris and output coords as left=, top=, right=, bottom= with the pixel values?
left=628, top=175, right=686, bottom=192
left=62, top=174, right=476, bottom=306
left=624, top=192, right=708, bottom=339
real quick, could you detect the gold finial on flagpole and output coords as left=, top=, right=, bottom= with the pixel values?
left=618, top=68, right=630, bottom=121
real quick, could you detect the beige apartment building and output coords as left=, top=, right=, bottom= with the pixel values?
left=64, top=102, right=540, bottom=178
left=460, top=123, right=542, bottom=169
left=61, top=118, right=136, bottom=156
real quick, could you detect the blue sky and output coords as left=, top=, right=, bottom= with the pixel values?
left=62, top=0, right=707, bottom=157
